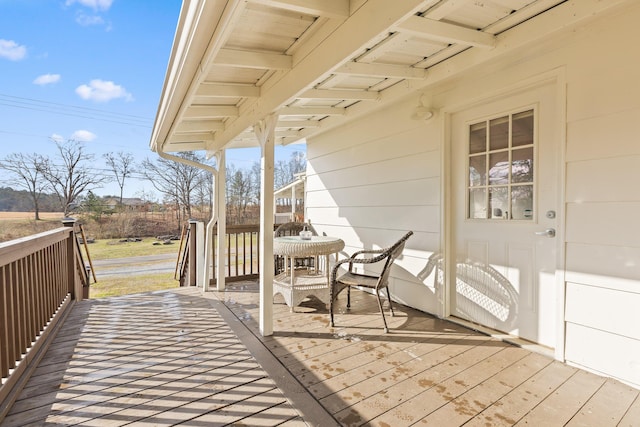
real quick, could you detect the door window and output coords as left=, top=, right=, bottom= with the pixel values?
left=467, top=109, right=534, bottom=220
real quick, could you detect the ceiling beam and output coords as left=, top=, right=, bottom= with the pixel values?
left=356, top=32, right=417, bottom=63
left=334, top=61, right=427, bottom=79
left=291, top=0, right=633, bottom=143
left=275, top=130, right=303, bottom=138
left=423, top=0, right=474, bottom=20
left=183, top=105, right=239, bottom=119
left=175, top=120, right=225, bottom=133
left=280, top=106, right=346, bottom=116
left=483, top=0, right=569, bottom=35
left=280, top=135, right=306, bottom=145
left=396, top=15, right=496, bottom=48
left=195, top=83, right=260, bottom=98
left=214, top=48, right=292, bottom=70
left=163, top=141, right=208, bottom=152
left=208, top=0, right=430, bottom=151
left=297, top=88, right=379, bottom=100
left=168, top=133, right=214, bottom=143
left=277, top=120, right=321, bottom=127
left=251, top=0, right=350, bottom=18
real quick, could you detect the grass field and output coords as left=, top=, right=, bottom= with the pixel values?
left=83, top=237, right=180, bottom=260
left=82, top=237, right=182, bottom=298
left=0, top=212, right=183, bottom=297
left=0, top=212, right=64, bottom=220
left=0, top=217, right=64, bottom=243
left=89, top=272, right=179, bottom=298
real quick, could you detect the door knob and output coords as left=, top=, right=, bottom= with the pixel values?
left=535, top=228, right=556, bottom=238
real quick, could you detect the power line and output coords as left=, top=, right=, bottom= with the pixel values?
left=0, top=93, right=153, bottom=128
left=0, top=93, right=151, bottom=121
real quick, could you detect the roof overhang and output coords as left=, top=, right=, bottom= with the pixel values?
left=150, top=0, right=633, bottom=157
left=274, top=173, right=305, bottom=199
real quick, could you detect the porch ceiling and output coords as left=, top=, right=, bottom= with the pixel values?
left=149, top=0, right=622, bottom=156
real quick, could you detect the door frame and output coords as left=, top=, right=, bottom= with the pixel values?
left=440, top=68, right=567, bottom=360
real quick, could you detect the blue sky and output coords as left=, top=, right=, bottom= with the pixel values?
left=0, top=0, right=304, bottom=200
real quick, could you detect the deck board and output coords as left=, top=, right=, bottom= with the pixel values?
left=3, top=289, right=307, bottom=427
left=4, top=283, right=638, bottom=426
left=212, top=281, right=639, bottom=426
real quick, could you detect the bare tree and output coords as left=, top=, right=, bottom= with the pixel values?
left=249, top=161, right=262, bottom=206
left=226, top=164, right=254, bottom=224
left=193, top=171, right=213, bottom=220
left=103, top=151, right=135, bottom=205
left=42, top=140, right=109, bottom=216
left=139, top=152, right=210, bottom=222
left=0, top=152, right=49, bottom=220
left=274, top=150, right=306, bottom=189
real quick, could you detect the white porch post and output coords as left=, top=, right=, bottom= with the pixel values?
left=290, top=185, right=295, bottom=221
left=195, top=221, right=204, bottom=285
left=203, top=162, right=217, bottom=292
left=254, top=113, right=278, bottom=336
left=215, top=151, right=226, bottom=291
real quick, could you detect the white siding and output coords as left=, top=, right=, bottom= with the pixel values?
left=306, top=99, right=443, bottom=315
left=562, top=4, right=640, bottom=389
left=305, top=2, right=640, bottom=387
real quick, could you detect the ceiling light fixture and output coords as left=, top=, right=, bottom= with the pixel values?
left=411, top=94, right=435, bottom=121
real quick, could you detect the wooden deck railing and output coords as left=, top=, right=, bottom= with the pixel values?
left=211, top=224, right=261, bottom=284
left=177, top=223, right=266, bottom=286
left=0, top=225, right=86, bottom=421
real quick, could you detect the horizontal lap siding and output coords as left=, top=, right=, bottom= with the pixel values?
left=563, top=4, right=640, bottom=387
left=306, top=97, right=442, bottom=314
left=305, top=176, right=440, bottom=210
left=564, top=323, right=640, bottom=388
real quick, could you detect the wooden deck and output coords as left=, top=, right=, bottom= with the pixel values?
left=4, top=283, right=639, bottom=426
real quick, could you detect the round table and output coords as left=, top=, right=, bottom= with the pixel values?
left=273, top=236, right=345, bottom=311
left=274, top=235, right=345, bottom=257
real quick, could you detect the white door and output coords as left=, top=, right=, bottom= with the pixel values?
left=450, top=82, right=560, bottom=348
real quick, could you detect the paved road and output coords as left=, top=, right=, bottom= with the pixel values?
left=91, top=253, right=178, bottom=278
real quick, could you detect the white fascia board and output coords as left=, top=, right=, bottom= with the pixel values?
left=155, top=0, right=248, bottom=152
left=151, top=0, right=208, bottom=151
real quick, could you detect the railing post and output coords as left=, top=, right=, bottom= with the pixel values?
left=62, top=218, right=78, bottom=300
left=187, top=220, right=204, bottom=287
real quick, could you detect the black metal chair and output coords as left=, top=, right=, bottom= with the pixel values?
left=329, top=231, right=413, bottom=332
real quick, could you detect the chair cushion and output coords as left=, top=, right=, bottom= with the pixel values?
left=336, top=272, right=379, bottom=289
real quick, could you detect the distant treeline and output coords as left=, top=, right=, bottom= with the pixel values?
left=0, top=187, right=62, bottom=212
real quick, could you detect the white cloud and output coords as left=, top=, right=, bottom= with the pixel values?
left=33, top=74, right=61, bottom=85
left=71, top=130, right=97, bottom=142
left=50, top=134, right=65, bottom=143
left=0, top=39, right=27, bottom=61
left=75, top=13, right=104, bottom=26
left=65, top=0, right=113, bottom=11
left=75, top=79, right=133, bottom=103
